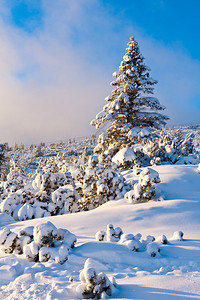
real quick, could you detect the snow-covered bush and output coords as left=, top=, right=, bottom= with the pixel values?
left=171, top=231, right=184, bottom=241
left=52, top=185, right=80, bottom=214
left=75, top=155, right=127, bottom=211
left=146, top=242, right=160, bottom=257
left=144, top=128, right=199, bottom=165
left=95, top=230, right=106, bottom=242
left=0, top=222, right=76, bottom=264
left=0, top=228, right=18, bottom=254
left=120, top=233, right=142, bottom=251
left=75, top=258, right=116, bottom=299
left=0, top=191, right=53, bottom=221
left=0, top=226, right=33, bottom=255
left=32, top=169, right=68, bottom=195
left=125, top=167, right=160, bottom=203
left=0, top=143, right=9, bottom=181
left=156, top=234, right=168, bottom=244
left=24, top=221, right=76, bottom=264
left=96, top=224, right=123, bottom=242
left=33, top=221, right=59, bottom=247
left=0, top=161, right=79, bottom=220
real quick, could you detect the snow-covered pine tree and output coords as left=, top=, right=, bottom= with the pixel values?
left=91, top=36, right=169, bottom=155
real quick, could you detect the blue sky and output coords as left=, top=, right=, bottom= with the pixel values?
left=0, top=0, right=200, bottom=144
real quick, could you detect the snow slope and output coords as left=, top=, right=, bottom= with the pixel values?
left=0, top=165, right=199, bottom=299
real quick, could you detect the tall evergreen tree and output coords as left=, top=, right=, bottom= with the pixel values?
left=91, top=36, right=169, bottom=154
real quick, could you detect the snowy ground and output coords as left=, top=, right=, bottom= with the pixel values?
left=0, top=165, right=199, bottom=299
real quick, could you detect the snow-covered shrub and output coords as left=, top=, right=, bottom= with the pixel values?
left=38, top=244, right=70, bottom=264
left=95, top=230, right=106, bottom=242
left=52, top=185, right=80, bottom=214
left=56, top=228, right=77, bottom=248
left=146, top=242, right=160, bottom=257
left=125, top=167, right=160, bottom=203
left=75, top=258, right=116, bottom=299
left=23, top=241, right=40, bottom=262
left=0, top=192, right=23, bottom=219
left=95, top=224, right=123, bottom=242
left=0, top=225, right=33, bottom=255
left=15, top=235, right=32, bottom=255
left=33, top=222, right=58, bottom=247
left=171, top=231, right=184, bottom=241
left=122, top=238, right=141, bottom=252
left=145, top=235, right=155, bottom=243
left=156, top=234, right=168, bottom=244
left=0, top=143, right=9, bottom=181
left=106, top=224, right=123, bottom=242
left=0, top=228, right=18, bottom=254
left=150, top=157, right=161, bottom=166
left=18, top=226, right=34, bottom=239
left=32, top=167, right=70, bottom=195
left=144, top=128, right=198, bottom=165
left=0, top=222, right=76, bottom=264
left=0, top=162, right=79, bottom=220
left=0, top=191, right=52, bottom=221
left=119, top=233, right=142, bottom=251
left=75, top=155, right=127, bottom=211
left=23, top=222, right=76, bottom=264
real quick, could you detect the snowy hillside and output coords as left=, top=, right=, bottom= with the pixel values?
left=0, top=164, right=199, bottom=299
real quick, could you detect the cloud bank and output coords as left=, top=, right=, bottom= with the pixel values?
left=0, top=0, right=199, bottom=145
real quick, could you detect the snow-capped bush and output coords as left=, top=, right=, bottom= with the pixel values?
left=52, top=185, right=80, bottom=214
left=95, top=230, right=106, bottom=242
left=0, top=228, right=18, bottom=254
left=122, top=238, right=142, bottom=252
left=32, top=170, right=68, bottom=195
left=125, top=167, right=160, bottom=203
left=75, top=258, right=116, bottom=299
left=23, top=221, right=76, bottom=263
left=95, top=224, right=123, bottom=242
left=146, top=242, right=160, bottom=257
left=156, top=234, right=168, bottom=244
left=75, top=155, right=127, bottom=211
left=106, top=224, right=123, bottom=242
left=171, top=231, right=184, bottom=241
left=145, top=235, right=155, bottom=243
left=0, top=192, right=52, bottom=221
left=0, top=222, right=76, bottom=264
left=23, top=241, right=39, bottom=262
left=119, top=233, right=142, bottom=251
left=144, top=128, right=199, bottom=165
left=57, top=228, right=77, bottom=248
left=0, top=165, right=79, bottom=220
left=33, top=221, right=58, bottom=247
